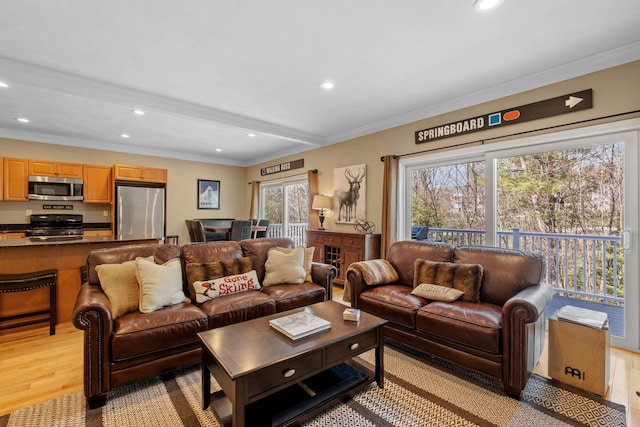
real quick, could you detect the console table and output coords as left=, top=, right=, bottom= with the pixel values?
left=306, top=230, right=380, bottom=286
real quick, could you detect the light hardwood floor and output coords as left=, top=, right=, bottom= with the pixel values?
left=1, top=292, right=638, bottom=424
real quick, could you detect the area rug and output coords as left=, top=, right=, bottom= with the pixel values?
left=0, top=345, right=626, bottom=427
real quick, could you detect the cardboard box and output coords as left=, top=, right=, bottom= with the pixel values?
left=548, top=308, right=610, bottom=396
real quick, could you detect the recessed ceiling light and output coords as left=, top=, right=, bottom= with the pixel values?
left=132, top=109, right=145, bottom=115
left=15, top=117, right=30, bottom=123
left=215, top=148, right=222, bottom=152
left=0, top=81, right=8, bottom=88
left=248, top=133, right=256, bottom=137
left=474, top=0, right=503, bottom=11
left=120, top=133, right=130, bottom=139
left=320, top=81, right=334, bottom=90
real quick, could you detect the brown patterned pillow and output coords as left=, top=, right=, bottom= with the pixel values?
left=413, top=259, right=483, bottom=302
left=185, top=257, right=252, bottom=300
left=350, top=259, right=398, bottom=286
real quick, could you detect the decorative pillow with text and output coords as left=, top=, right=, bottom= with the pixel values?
left=411, top=283, right=465, bottom=302
left=193, top=270, right=261, bottom=303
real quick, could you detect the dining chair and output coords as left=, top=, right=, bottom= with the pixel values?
left=253, top=218, right=270, bottom=238
left=229, top=220, right=252, bottom=241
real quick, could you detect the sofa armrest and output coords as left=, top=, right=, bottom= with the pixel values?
left=310, top=262, right=338, bottom=301
left=72, top=283, right=114, bottom=406
left=501, top=282, right=554, bottom=397
left=345, top=260, right=387, bottom=309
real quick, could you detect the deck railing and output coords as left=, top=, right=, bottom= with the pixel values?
left=426, top=227, right=624, bottom=306
left=265, top=223, right=308, bottom=247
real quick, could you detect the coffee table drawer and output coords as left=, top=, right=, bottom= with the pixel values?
left=247, top=349, right=323, bottom=398
left=325, top=329, right=378, bottom=365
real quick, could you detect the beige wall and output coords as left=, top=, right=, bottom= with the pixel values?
left=247, top=60, right=640, bottom=233
left=2, top=60, right=639, bottom=243
left=0, top=141, right=246, bottom=244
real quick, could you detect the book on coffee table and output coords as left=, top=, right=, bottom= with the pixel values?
left=269, top=311, right=331, bottom=340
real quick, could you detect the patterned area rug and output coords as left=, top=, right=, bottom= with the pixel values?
left=0, top=345, right=626, bottom=427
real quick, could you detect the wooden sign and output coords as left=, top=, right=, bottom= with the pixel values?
left=260, top=159, right=304, bottom=176
left=415, top=89, right=593, bottom=144
left=43, top=204, right=73, bottom=210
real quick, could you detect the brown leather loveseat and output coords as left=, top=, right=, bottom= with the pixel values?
left=72, top=238, right=336, bottom=408
left=346, top=240, right=553, bottom=398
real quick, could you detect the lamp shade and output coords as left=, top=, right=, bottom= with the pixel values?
left=312, top=195, right=332, bottom=210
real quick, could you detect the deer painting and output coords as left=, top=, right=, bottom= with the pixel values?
left=333, top=165, right=366, bottom=223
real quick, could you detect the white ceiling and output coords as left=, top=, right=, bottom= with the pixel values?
left=1, top=1, right=639, bottom=166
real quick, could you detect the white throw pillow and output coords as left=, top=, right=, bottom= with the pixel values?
left=263, top=246, right=306, bottom=286
left=271, top=246, right=315, bottom=282
left=136, top=257, right=190, bottom=313
left=193, top=270, right=261, bottom=303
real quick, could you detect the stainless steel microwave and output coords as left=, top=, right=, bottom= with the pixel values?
left=28, top=176, right=84, bottom=201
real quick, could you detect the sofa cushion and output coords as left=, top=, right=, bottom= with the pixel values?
left=414, top=259, right=483, bottom=303
left=260, top=283, right=326, bottom=312
left=411, top=283, right=464, bottom=302
left=263, top=246, right=306, bottom=286
left=271, top=246, right=315, bottom=282
left=454, top=246, right=544, bottom=306
left=95, top=256, right=153, bottom=319
left=111, top=303, right=207, bottom=361
left=416, top=301, right=502, bottom=354
left=388, top=241, right=455, bottom=287
left=199, top=291, right=277, bottom=329
left=358, top=285, right=422, bottom=328
left=136, top=258, right=190, bottom=313
left=193, top=270, right=261, bottom=303
left=349, top=259, right=398, bottom=286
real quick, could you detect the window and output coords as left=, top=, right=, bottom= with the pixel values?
left=260, top=177, right=309, bottom=246
left=400, top=119, right=640, bottom=349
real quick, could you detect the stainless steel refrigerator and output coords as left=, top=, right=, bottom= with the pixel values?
left=115, top=183, right=165, bottom=238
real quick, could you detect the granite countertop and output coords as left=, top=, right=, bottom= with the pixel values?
left=0, top=234, right=164, bottom=248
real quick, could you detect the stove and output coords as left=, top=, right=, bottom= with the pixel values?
left=26, top=214, right=84, bottom=241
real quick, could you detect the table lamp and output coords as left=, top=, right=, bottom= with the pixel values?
left=312, top=195, right=332, bottom=230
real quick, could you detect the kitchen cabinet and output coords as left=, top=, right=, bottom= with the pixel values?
left=0, top=157, right=3, bottom=200
left=83, top=230, right=112, bottom=237
left=29, top=160, right=83, bottom=178
left=0, top=233, right=25, bottom=239
left=83, top=164, right=112, bottom=203
left=3, top=157, right=29, bottom=201
left=306, top=230, right=381, bottom=286
left=113, top=164, right=167, bottom=183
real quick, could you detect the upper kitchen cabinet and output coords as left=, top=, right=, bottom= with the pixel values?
left=113, top=164, right=167, bottom=183
left=84, top=164, right=112, bottom=203
left=29, top=160, right=83, bottom=178
left=3, top=158, right=29, bottom=201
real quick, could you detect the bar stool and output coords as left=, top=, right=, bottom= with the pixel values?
left=0, top=269, right=58, bottom=335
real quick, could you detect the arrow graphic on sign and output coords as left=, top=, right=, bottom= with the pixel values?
left=565, top=96, right=584, bottom=108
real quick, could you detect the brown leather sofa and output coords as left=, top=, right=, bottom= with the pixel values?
left=346, top=240, right=554, bottom=398
left=72, top=238, right=336, bottom=408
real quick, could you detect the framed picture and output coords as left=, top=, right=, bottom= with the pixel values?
left=332, top=164, right=366, bottom=224
left=197, top=179, right=220, bottom=209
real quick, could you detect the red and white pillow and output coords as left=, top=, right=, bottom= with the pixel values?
left=193, top=270, right=261, bottom=303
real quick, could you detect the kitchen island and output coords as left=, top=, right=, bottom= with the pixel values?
left=0, top=235, right=163, bottom=332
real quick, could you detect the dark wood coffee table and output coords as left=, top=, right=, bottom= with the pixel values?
left=198, top=300, right=386, bottom=427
